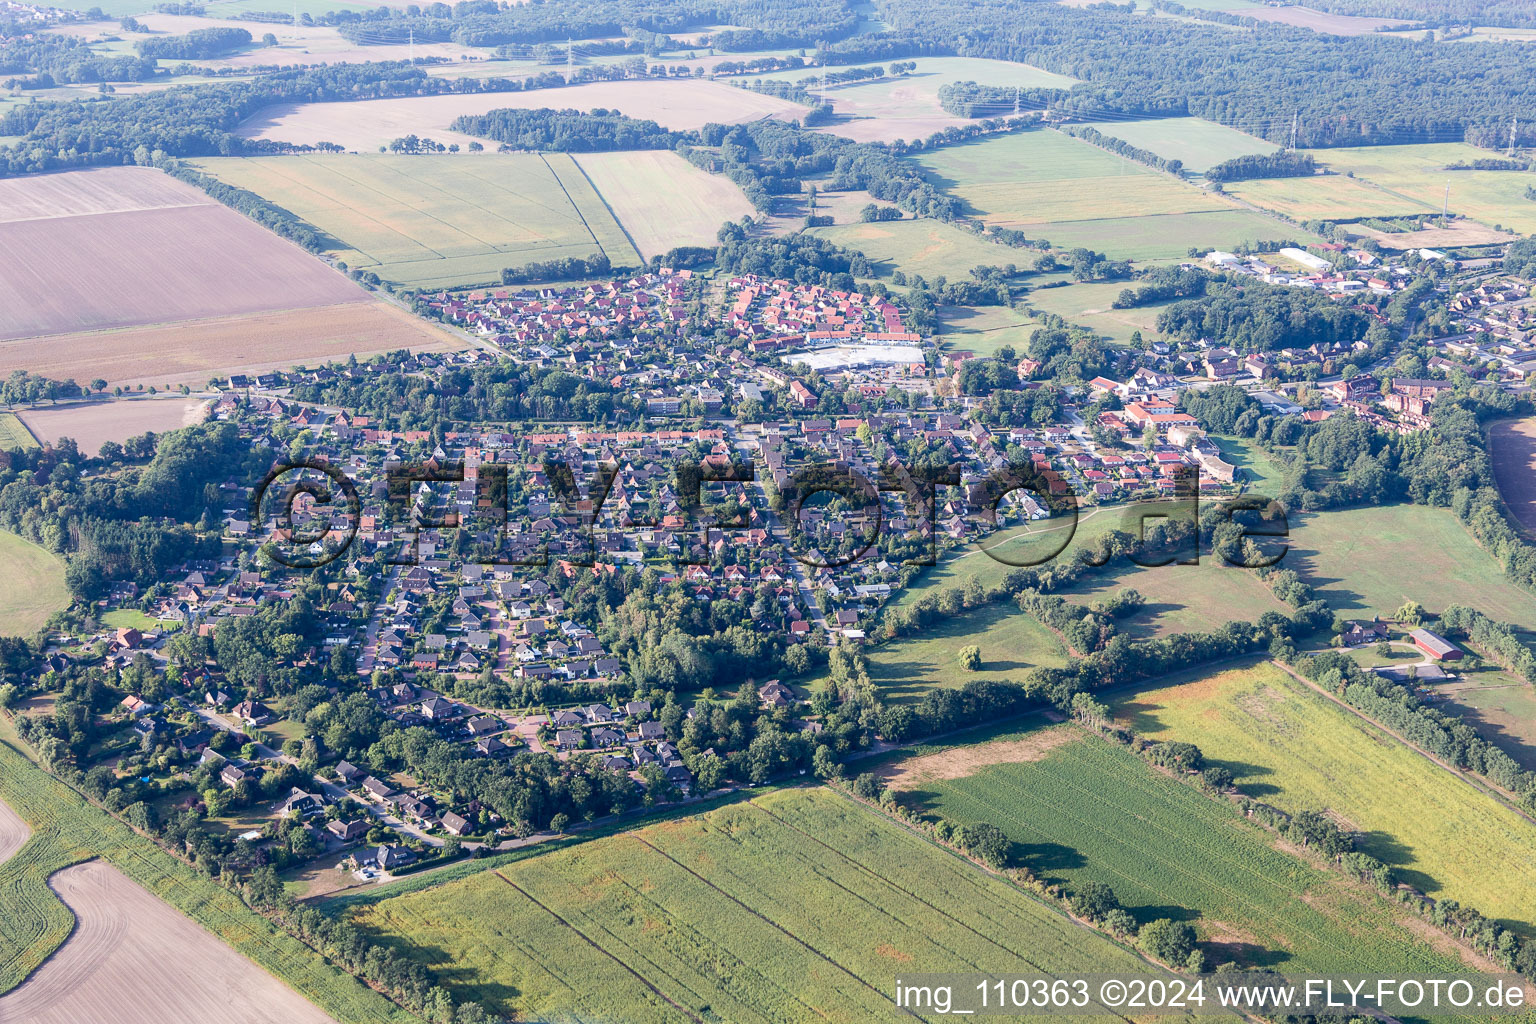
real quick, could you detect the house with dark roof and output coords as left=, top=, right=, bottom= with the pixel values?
left=374, top=844, right=417, bottom=870
left=327, top=818, right=370, bottom=843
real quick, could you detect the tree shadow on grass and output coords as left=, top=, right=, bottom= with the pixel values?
left=1209, top=759, right=1282, bottom=799
left=1013, top=840, right=1086, bottom=877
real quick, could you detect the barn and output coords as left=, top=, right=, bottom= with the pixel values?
left=1409, top=628, right=1462, bottom=661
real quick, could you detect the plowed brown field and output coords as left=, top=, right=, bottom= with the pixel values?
left=0, top=859, right=337, bottom=1024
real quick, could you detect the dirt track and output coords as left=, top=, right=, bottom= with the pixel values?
left=0, top=860, right=337, bottom=1024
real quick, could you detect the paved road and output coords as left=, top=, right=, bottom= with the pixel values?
left=750, top=476, right=828, bottom=630
left=356, top=564, right=403, bottom=674
left=311, top=776, right=445, bottom=847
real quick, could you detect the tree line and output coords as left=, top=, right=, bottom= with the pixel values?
left=0, top=34, right=156, bottom=87
left=135, top=26, right=252, bottom=60
left=1059, top=124, right=1184, bottom=176
left=0, top=61, right=536, bottom=176
left=816, top=0, right=1536, bottom=150
left=450, top=107, right=689, bottom=151
left=1205, top=151, right=1317, bottom=183
left=313, top=0, right=855, bottom=50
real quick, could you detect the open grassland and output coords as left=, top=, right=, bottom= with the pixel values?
left=191, top=153, right=640, bottom=288
left=0, top=859, right=339, bottom=1024
left=904, top=721, right=1488, bottom=977
left=912, top=130, right=1307, bottom=259
left=1053, top=558, right=1289, bottom=639
left=239, top=79, right=804, bottom=152
left=0, top=167, right=365, bottom=342
left=1437, top=671, right=1536, bottom=772
left=0, top=718, right=416, bottom=1021
left=1211, top=434, right=1287, bottom=493
left=1024, top=279, right=1175, bottom=344
left=917, top=130, right=1153, bottom=186
left=1118, top=662, right=1536, bottom=929
left=1225, top=174, right=1434, bottom=220
left=896, top=501, right=1285, bottom=636
left=1026, top=210, right=1308, bottom=261
left=18, top=398, right=207, bottom=455
left=1306, top=143, right=1536, bottom=234
left=866, top=603, right=1071, bottom=702
left=0, top=532, right=68, bottom=636
left=351, top=787, right=1169, bottom=1024
left=0, top=302, right=462, bottom=390
left=572, top=150, right=754, bottom=259
left=915, top=130, right=1224, bottom=220
left=0, top=413, right=37, bottom=451
left=1096, top=117, right=1278, bottom=173
left=939, top=304, right=1041, bottom=357
left=811, top=218, right=1023, bottom=281
left=958, top=174, right=1227, bottom=225
left=1288, top=504, right=1536, bottom=630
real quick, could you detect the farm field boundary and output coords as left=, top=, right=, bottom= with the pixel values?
left=348, top=787, right=1169, bottom=1023
left=0, top=716, right=418, bottom=1022
left=902, top=718, right=1497, bottom=984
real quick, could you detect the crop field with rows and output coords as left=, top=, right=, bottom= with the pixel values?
left=906, top=724, right=1483, bottom=984
left=351, top=787, right=1171, bottom=1023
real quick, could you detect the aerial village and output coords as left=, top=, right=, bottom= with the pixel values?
left=50, top=247, right=1528, bottom=892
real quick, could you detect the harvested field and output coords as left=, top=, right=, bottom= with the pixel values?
left=0, top=860, right=337, bottom=1024
left=0, top=167, right=365, bottom=342
left=812, top=218, right=1022, bottom=281
left=1356, top=222, right=1515, bottom=250
left=1308, top=143, right=1536, bottom=234
left=0, top=303, right=463, bottom=390
left=0, top=716, right=415, bottom=1021
left=1239, top=4, right=1410, bottom=33
left=1226, top=174, right=1434, bottom=221
left=240, top=80, right=805, bottom=152
left=1491, top=417, right=1536, bottom=538
left=0, top=167, right=203, bottom=222
left=879, top=722, right=1080, bottom=789
left=0, top=799, right=26, bottom=869
left=17, top=398, right=209, bottom=454
left=572, top=150, right=754, bottom=259
left=192, top=153, right=640, bottom=288
left=748, top=56, right=1077, bottom=144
